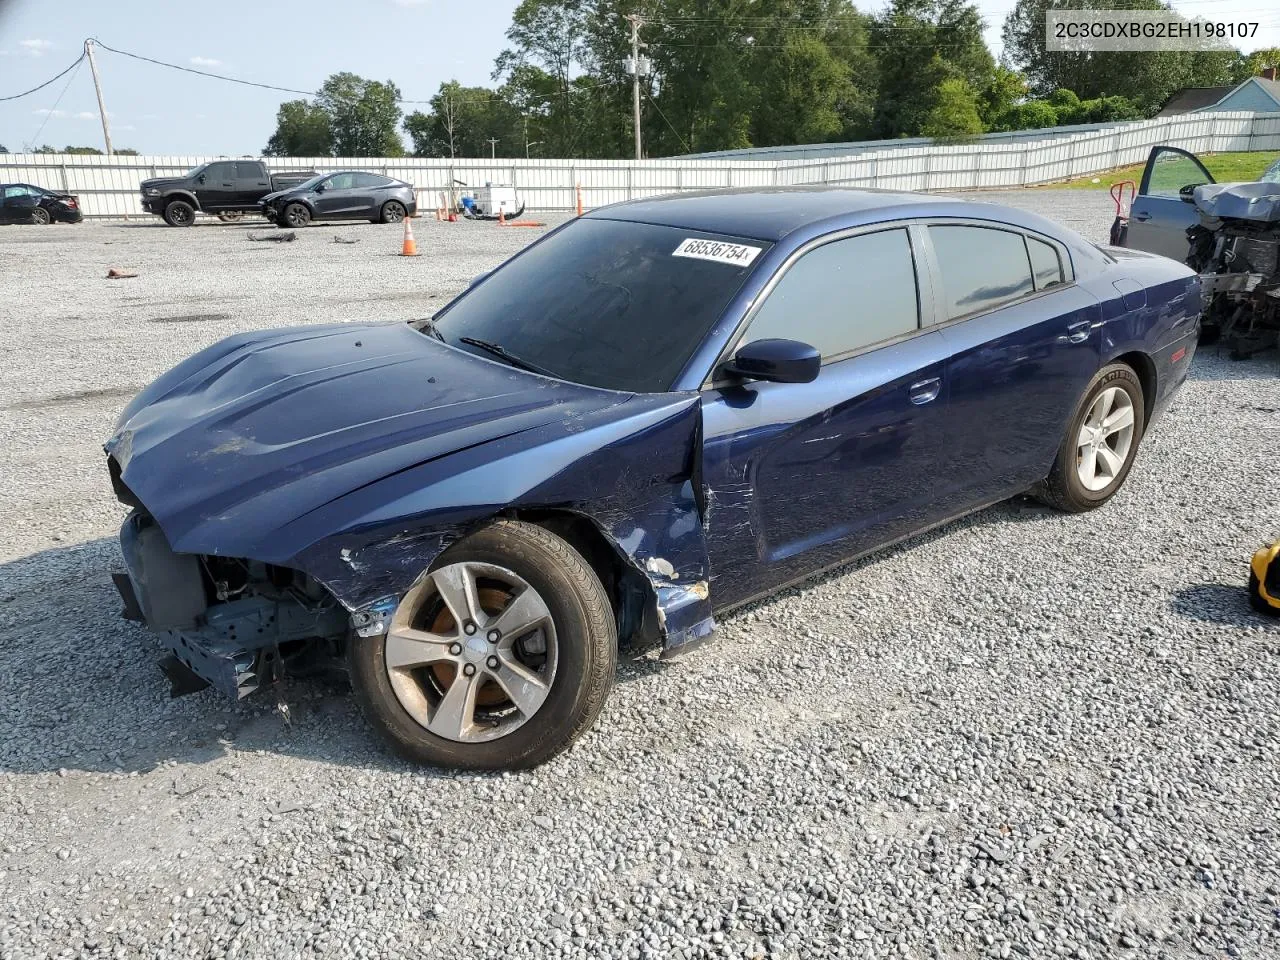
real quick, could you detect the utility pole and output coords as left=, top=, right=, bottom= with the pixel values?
left=624, top=15, right=645, bottom=161
left=84, top=39, right=114, bottom=156
left=487, top=138, right=499, bottom=159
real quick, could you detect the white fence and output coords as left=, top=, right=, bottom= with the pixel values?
left=2, top=111, right=1278, bottom=219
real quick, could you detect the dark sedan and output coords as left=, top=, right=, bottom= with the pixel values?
left=1, top=183, right=82, bottom=224
left=260, top=171, right=417, bottom=227
left=106, top=187, right=1200, bottom=770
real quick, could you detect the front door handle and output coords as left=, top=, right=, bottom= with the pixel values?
left=1132, top=212, right=1151, bottom=222
left=1066, top=320, right=1092, bottom=344
left=908, top=377, right=941, bottom=405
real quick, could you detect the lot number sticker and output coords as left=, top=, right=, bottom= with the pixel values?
left=673, top=237, right=762, bottom=267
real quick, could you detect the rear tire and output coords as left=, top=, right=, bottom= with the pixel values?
left=348, top=520, right=616, bottom=770
left=163, top=199, right=195, bottom=227
left=29, top=206, right=51, bottom=225
left=380, top=200, right=406, bottom=224
left=1033, top=363, right=1145, bottom=513
left=281, top=202, right=311, bottom=228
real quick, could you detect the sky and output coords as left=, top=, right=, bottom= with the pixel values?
left=1, top=0, right=1276, bottom=157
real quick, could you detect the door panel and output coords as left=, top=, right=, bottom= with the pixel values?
left=196, top=162, right=235, bottom=210
left=1127, top=147, right=1214, bottom=261
left=702, top=330, right=953, bottom=609
left=937, top=286, right=1103, bottom=502
left=234, top=162, right=269, bottom=207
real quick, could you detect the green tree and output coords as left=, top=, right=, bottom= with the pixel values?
left=318, top=73, right=405, bottom=156
left=991, top=100, right=1059, bottom=131
left=495, top=0, right=590, bottom=156
left=33, top=144, right=57, bottom=153
left=264, top=74, right=403, bottom=157
left=62, top=145, right=103, bottom=154
left=978, top=65, right=1026, bottom=129
left=1002, top=0, right=1246, bottom=114
left=264, top=100, right=333, bottom=156
left=404, top=81, right=523, bottom=158
left=921, top=76, right=984, bottom=137
left=872, top=0, right=995, bottom=138
left=115, top=147, right=140, bottom=156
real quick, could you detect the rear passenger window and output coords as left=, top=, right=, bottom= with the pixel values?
left=354, top=173, right=391, bottom=187
left=744, top=229, right=919, bottom=360
left=1027, top=237, right=1064, bottom=289
left=235, top=162, right=265, bottom=180
left=929, top=225, right=1034, bottom=319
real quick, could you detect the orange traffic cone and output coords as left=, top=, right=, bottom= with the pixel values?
left=498, top=208, right=506, bottom=227
left=576, top=184, right=584, bottom=217
left=401, top=216, right=418, bottom=256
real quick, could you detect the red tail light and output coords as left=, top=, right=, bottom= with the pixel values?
left=66, top=197, right=79, bottom=208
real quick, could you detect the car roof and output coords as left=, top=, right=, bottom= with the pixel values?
left=584, top=186, right=981, bottom=242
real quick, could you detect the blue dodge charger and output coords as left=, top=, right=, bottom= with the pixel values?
left=106, top=187, right=1201, bottom=769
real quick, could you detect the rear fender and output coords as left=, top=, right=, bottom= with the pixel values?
left=291, top=394, right=715, bottom=653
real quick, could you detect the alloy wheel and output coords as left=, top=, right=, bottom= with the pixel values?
left=384, top=561, right=558, bottom=743
left=1075, top=386, right=1135, bottom=492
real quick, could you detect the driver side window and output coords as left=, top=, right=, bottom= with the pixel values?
left=742, top=228, right=920, bottom=361
left=1146, top=149, right=1212, bottom=197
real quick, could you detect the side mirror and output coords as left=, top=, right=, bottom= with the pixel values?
left=724, top=338, right=820, bottom=384
left=197, top=175, right=206, bottom=184
left=468, top=270, right=490, bottom=289
left=1179, top=183, right=1199, bottom=202
left=314, top=183, right=326, bottom=193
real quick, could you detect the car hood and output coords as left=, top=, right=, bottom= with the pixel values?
left=107, top=321, right=630, bottom=558
left=140, top=177, right=192, bottom=191
left=1193, top=181, right=1280, bottom=224
left=260, top=189, right=291, bottom=204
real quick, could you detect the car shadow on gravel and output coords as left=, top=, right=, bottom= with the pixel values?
left=0, top=499, right=1054, bottom=778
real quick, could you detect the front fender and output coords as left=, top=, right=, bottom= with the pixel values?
left=290, top=394, right=715, bottom=653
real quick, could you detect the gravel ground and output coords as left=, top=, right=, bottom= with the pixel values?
left=1, top=191, right=1278, bottom=960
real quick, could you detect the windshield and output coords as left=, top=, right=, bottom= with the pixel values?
left=288, top=174, right=326, bottom=192
left=429, top=218, right=770, bottom=392
left=1263, top=157, right=1280, bottom=184
left=182, top=163, right=208, bottom=178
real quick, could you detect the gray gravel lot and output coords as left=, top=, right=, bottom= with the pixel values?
left=2, top=191, right=1279, bottom=960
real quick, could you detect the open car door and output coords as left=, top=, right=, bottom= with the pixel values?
left=1125, top=146, right=1215, bottom=261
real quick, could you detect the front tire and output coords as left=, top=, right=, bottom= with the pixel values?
left=1034, top=362, right=1145, bottom=513
left=348, top=520, right=616, bottom=769
left=281, top=202, right=311, bottom=228
left=163, top=199, right=195, bottom=227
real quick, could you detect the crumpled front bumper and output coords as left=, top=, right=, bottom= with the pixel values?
left=113, top=511, right=349, bottom=699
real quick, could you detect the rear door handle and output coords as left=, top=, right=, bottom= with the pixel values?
left=1066, top=320, right=1092, bottom=344
left=908, top=377, right=941, bottom=405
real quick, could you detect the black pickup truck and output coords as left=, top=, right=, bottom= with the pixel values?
left=139, top=159, right=316, bottom=226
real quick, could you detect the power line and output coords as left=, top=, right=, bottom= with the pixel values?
left=26, top=56, right=84, bottom=150
left=644, top=89, right=691, bottom=154
left=0, top=52, right=86, bottom=102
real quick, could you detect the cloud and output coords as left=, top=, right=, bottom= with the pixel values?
left=32, top=108, right=67, bottom=118
left=76, top=111, right=98, bottom=120
left=20, top=38, right=53, bottom=56
left=189, top=56, right=221, bottom=67
left=115, top=124, right=137, bottom=132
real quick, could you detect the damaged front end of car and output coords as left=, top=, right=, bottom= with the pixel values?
left=1186, top=181, right=1280, bottom=358
left=104, top=321, right=717, bottom=703
left=112, top=509, right=353, bottom=698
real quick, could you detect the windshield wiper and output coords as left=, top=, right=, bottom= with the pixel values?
left=458, top=337, right=558, bottom=378
left=415, top=317, right=445, bottom=341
